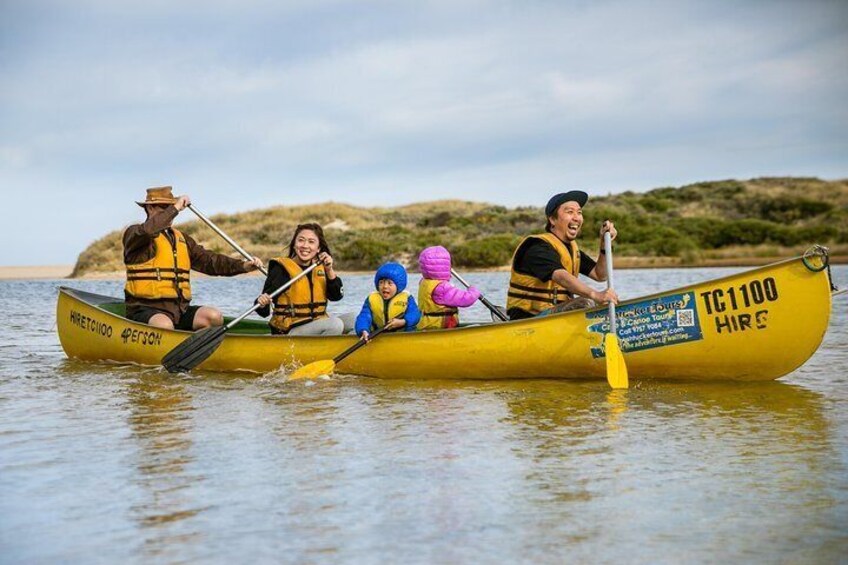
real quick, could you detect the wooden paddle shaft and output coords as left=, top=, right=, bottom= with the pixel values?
left=603, top=232, right=617, bottom=336
left=334, top=323, right=393, bottom=364
left=335, top=313, right=407, bottom=365
left=188, top=204, right=269, bottom=276
left=450, top=268, right=509, bottom=321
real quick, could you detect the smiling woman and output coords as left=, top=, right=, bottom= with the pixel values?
left=254, top=222, right=350, bottom=336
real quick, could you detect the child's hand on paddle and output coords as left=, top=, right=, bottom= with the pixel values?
left=386, top=318, right=406, bottom=331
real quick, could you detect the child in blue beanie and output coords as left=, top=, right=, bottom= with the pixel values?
left=354, top=262, right=421, bottom=340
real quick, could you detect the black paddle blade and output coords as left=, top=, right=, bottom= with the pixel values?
left=490, top=305, right=509, bottom=323
left=161, top=326, right=227, bottom=373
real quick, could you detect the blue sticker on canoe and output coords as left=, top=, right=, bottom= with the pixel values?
left=586, top=291, right=703, bottom=358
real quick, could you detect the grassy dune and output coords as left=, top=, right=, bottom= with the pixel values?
left=71, top=177, right=848, bottom=277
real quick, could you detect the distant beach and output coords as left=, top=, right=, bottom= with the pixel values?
left=0, top=266, right=267, bottom=281
left=0, top=265, right=74, bottom=280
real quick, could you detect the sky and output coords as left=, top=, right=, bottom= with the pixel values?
left=1, top=0, right=847, bottom=266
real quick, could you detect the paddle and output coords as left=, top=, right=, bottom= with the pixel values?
left=162, top=262, right=319, bottom=373
left=288, top=318, right=401, bottom=381
left=450, top=268, right=509, bottom=322
left=188, top=204, right=268, bottom=276
left=603, top=231, right=629, bottom=389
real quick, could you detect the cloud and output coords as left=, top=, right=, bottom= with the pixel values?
left=1, top=0, right=847, bottom=264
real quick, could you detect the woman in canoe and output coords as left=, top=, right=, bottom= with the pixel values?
left=255, top=223, right=347, bottom=335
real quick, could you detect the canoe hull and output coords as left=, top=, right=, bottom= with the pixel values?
left=56, top=256, right=832, bottom=381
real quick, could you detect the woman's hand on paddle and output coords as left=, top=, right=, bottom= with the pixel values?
left=318, top=251, right=336, bottom=278
left=318, top=252, right=333, bottom=269
left=592, top=288, right=619, bottom=305
left=257, top=293, right=272, bottom=307
left=386, top=318, right=406, bottom=331
left=360, top=330, right=370, bottom=342
left=243, top=256, right=264, bottom=272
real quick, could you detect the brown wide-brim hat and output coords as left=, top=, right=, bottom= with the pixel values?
left=136, top=186, right=177, bottom=207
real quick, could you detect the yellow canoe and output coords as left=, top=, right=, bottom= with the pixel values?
left=57, top=252, right=835, bottom=381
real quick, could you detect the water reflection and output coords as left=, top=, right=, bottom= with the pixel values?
left=259, top=378, right=530, bottom=562
left=14, top=348, right=847, bottom=562
left=123, top=372, right=205, bottom=558
left=496, top=379, right=834, bottom=469
left=264, top=377, right=843, bottom=561
left=496, top=379, right=842, bottom=560
left=605, top=389, right=629, bottom=431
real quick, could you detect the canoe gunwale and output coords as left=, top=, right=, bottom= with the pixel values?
left=56, top=253, right=834, bottom=380
left=57, top=254, right=818, bottom=337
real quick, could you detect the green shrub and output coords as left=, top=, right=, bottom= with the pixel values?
left=716, top=219, right=781, bottom=246
left=640, top=196, right=673, bottom=213
left=748, top=196, right=833, bottom=222
left=337, top=237, right=394, bottom=270
left=246, top=229, right=278, bottom=246
left=627, top=225, right=695, bottom=256
left=453, top=235, right=520, bottom=267
left=790, top=225, right=838, bottom=245
left=418, top=211, right=453, bottom=228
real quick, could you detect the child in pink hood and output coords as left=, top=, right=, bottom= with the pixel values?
left=417, top=246, right=481, bottom=330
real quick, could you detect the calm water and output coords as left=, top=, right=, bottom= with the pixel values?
left=1, top=268, right=847, bottom=564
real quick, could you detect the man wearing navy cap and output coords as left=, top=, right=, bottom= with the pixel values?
left=505, top=190, right=619, bottom=320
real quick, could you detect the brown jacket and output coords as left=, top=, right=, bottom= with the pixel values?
left=123, top=205, right=248, bottom=320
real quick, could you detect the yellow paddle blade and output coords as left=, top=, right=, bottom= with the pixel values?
left=289, top=359, right=336, bottom=381
left=604, top=333, right=629, bottom=389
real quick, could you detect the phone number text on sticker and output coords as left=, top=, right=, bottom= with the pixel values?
left=586, top=291, right=703, bottom=358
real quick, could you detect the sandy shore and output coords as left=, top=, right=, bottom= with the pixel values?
left=0, top=266, right=267, bottom=281
left=0, top=265, right=75, bottom=280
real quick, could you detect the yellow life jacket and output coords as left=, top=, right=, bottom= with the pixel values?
left=125, top=228, right=192, bottom=301
left=417, top=279, right=458, bottom=330
left=269, top=257, right=328, bottom=333
left=367, top=291, right=410, bottom=330
left=506, top=233, right=581, bottom=316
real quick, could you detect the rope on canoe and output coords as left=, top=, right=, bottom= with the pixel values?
left=804, top=245, right=836, bottom=292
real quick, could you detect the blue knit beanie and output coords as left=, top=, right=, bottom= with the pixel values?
left=374, top=262, right=408, bottom=292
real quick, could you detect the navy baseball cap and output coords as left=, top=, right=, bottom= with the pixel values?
left=545, top=191, right=589, bottom=217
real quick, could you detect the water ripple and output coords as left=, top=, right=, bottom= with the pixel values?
left=0, top=271, right=846, bottom=562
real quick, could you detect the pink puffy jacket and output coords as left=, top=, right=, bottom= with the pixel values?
left=418, top=246, right=481, bottom=308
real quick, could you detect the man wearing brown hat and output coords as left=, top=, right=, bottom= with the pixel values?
left=124, top=186, right=264, bottom=331
left=506, top=190, right=619, bottom=320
